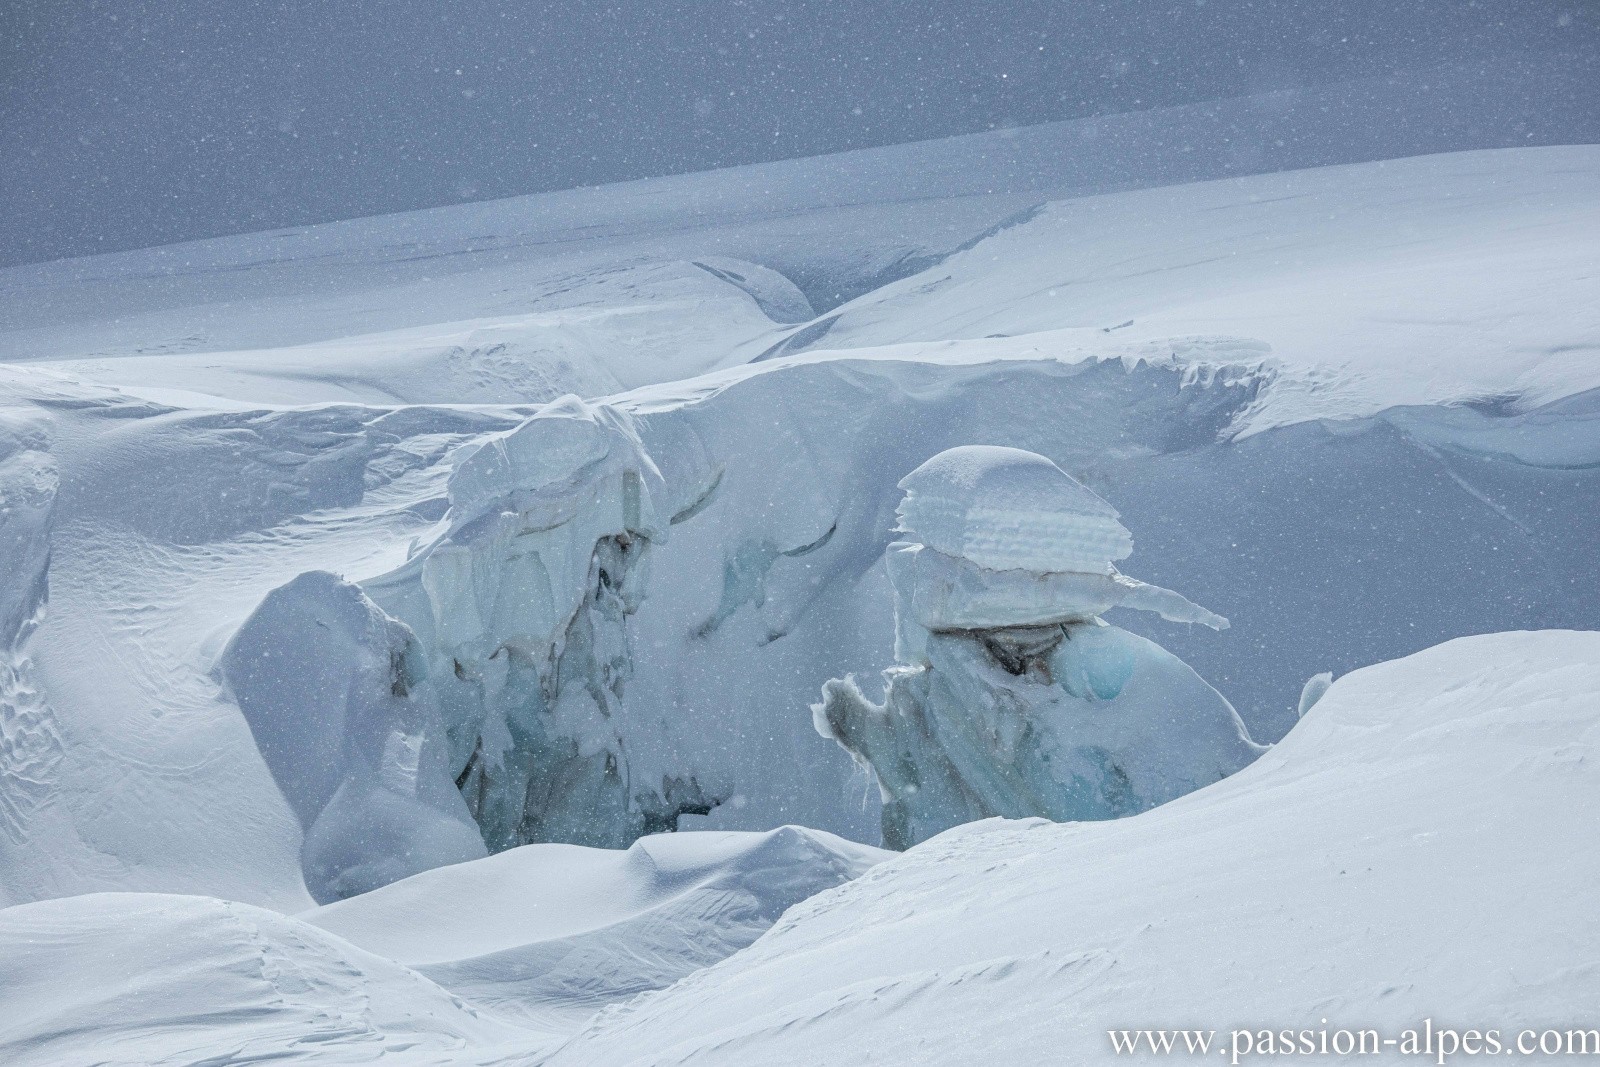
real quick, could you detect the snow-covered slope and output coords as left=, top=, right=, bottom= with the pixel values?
left=539, top=630, right=1600, bottom=1066
left=796, top=146, right=1600, bottom=433
left=0, top=65, right=1589, bottom=406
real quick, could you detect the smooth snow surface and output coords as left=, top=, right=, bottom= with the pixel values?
left=542, top=630, right=1600, bottom=1065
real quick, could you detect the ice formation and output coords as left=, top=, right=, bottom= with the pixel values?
left=220, top=572, right=487, bottom=903
left=816, top=446, right=1262, bottom=849
left=357, top=395, right=725, bottom=855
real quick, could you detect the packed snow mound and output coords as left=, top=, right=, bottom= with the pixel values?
left=544, top=630, right=1600, bottom=1065
left=820, top=447, right=1255, bottom=848
left=0, top=892, right=544, bottom=1067
left=220, top=571, right=486, bottom=903
left=895, top=445, right=1131, bottom=574
left=306, top=826, right=888, bottom=1032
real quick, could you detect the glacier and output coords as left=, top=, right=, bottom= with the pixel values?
left=0, top=94, right=1595, bottom=1064
left=5, top=132, right=1593, bottom=897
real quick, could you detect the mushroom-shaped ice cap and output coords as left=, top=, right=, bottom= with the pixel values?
left=895, top=446, right=1132, bottom=574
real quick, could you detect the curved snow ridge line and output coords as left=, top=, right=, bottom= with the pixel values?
left=285, top=827, right=886, bottom=1036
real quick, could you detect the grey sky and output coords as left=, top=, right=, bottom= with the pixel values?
left=2, top=0, right=1595, bottom=265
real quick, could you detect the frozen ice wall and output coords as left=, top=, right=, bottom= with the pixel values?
left=816, top=447, right=1261, bottom=849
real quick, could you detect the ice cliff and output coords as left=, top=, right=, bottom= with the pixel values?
left=815, top=446, right=1262, bottom=849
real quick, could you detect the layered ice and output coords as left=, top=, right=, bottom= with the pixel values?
left=220, top=572, right=486, bottom=903
left=817, top=446, right=1260, bottom=849
left=895, top=445, right=1133, bottom=575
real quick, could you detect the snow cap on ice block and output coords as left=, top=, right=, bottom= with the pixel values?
left=895, top=445, right=1132, bottom=575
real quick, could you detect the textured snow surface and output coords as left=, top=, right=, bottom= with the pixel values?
left=0, top=893, right=543, bottom=1067
left=543, top=630, right=1600, bottom=1066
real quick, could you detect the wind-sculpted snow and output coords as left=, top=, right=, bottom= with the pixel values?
left=816, top=447, right=1258, bottom=848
